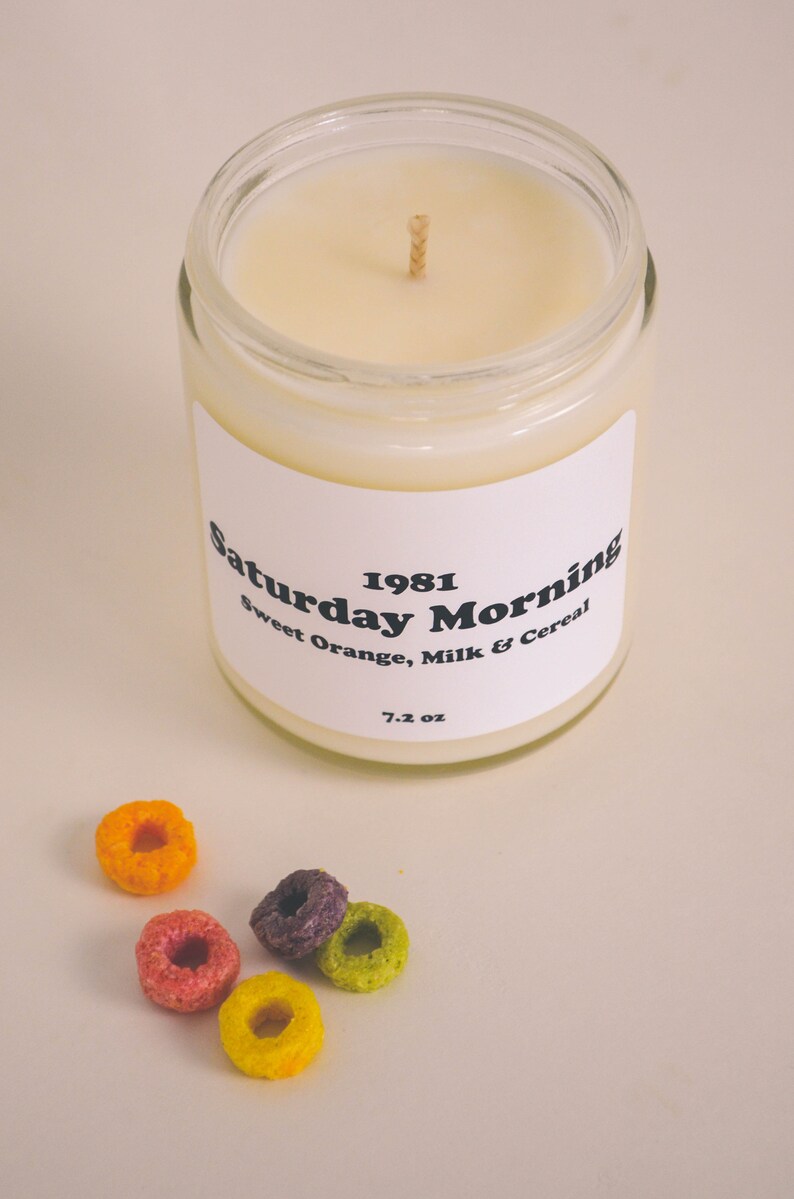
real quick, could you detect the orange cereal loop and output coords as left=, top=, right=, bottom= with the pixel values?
left=95, top=800, right=197, bottom=895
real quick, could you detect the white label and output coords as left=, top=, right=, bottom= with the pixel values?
left=193, top=405, right=636, bottom=740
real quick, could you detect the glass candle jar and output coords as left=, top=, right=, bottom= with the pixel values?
left=178, top=94, right=656, bottom=765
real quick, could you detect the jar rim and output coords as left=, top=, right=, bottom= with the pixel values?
left=184, top=92, right=647, bottom=391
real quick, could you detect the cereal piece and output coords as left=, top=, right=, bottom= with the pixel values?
left=249, top=869, right=348, bottom=959
left=135, top=909, right=240, bottom=1012
left=95, top=800, right=197, bottom=895
left=219, top=972, right=324, bottom=1079
left=315, top=901, right=409, bottom=992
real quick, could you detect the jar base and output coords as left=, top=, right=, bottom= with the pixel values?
left=209, top=641, right=630, bottom=767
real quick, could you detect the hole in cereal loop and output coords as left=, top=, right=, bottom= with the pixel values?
left=252, top=1000, right=294, bottom=1039
left=171, top=936, right=209, bottom=971
left=344, top=921, right=382, bottom=957
left=277, top=889, right=308, bottom=918
left=132, top=823, right=167, bottom=853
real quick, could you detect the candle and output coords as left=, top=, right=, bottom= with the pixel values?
left=179, top=95, right=655, bottom=765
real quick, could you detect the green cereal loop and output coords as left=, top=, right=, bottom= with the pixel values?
left=315, top=901, right=409, bottom=992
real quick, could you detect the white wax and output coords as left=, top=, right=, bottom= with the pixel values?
left=221, top=147, right=611, bottom=365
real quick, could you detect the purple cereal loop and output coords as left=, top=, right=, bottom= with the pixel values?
left=250, top=869, right=348, bottom=959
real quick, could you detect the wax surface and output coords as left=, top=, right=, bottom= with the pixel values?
left=221, top=147, right=611, bottom=365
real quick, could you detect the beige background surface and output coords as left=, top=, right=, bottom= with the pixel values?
left=3, top=2, right=793, bottom=1197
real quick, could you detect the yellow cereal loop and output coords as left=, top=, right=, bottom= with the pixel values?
left=219, top=973, right=324, bottom=1079
left=95, top=800, right=197, bottom=895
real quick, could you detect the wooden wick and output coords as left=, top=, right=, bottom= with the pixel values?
left=407, top=213, right=430, bottom=279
